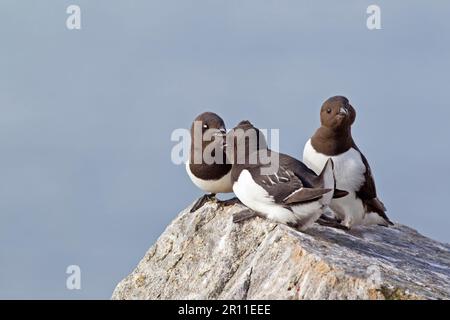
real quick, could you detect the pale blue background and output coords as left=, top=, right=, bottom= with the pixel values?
left=0, top=1, right=449, bottom=299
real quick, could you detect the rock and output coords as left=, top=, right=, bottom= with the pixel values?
left=112, top=201, right=450, bottom=300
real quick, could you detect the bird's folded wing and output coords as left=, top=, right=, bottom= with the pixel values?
left=252, top=165, right=330, bottom=205
left=283, top=187, right=332, bottom=205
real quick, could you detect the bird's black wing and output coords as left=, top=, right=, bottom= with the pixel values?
left=248, top=164, right=303, bottom=204
left=280, top=152, right=348, bottom=199
left=250, top=153, right=331, bottom=205
left=352, top=143, right=392, bottom=224
left=279, top=153, right=316, bottom=188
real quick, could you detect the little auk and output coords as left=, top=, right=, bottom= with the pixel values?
left=186, top=112, right=236, bottom=212
left=303, top=96, right=393, bottom=228
left=229, top=120, right=341, bottom=230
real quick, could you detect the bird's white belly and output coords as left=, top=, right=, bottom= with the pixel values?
left=303, top=139, right=366, bottom=192
left=186, top=162, right=233, bottom=193
left=233, top=170, right=324, bottom=229
left=303, top=139, right=367, bottom=227
left=291, top=201, right=324, bottom=229
left=329, top=192, right=365, bottom=227
left=233, top=170, right=296, bottom=224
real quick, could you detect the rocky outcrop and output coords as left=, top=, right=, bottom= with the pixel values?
left=112, top=201, right=450, bottom=300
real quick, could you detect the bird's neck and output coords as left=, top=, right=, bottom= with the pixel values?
left=311, top=126, right=354, bottom=156
left=190, top=141, right=229, bottom=166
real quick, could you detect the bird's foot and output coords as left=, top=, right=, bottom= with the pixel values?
left=190, top=193, right=216, bottom=213
left=318, top=214, right=340, bottom=223
left=316, top=215, right=349, bottom=231
left=219, top=197, right=242, bottom=207
left=232, top=209, right=259, bottom=223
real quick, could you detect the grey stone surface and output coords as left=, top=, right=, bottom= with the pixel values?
left=112, top=202, right=450, bottom=300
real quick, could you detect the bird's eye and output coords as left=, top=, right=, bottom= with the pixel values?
left=327, top=108, right=332, bottom=113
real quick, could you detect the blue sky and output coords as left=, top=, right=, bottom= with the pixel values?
left=0, top=1, right=449, bottom=298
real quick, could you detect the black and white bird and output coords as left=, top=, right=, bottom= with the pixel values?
left=230, top=121, right=340, bottom=230
left=186, top=112, right=235, bottom=212
left=303, top=96, right=393, bottom=228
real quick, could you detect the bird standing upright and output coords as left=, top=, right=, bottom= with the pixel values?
left=186, top=112, right=233, bottom=212
left=303, top=96, right=393, bottom=228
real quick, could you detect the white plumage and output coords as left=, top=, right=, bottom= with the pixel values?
left=303, top=139, right=386, bottom=227
left=233, top=168, right=333, bottom=230
left=185, top=161, right=233, bottom=194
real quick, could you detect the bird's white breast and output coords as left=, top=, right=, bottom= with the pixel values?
left=303, top=139, right=370, bottom=227
left=233, top=170, right=325, bottom=228
left=185, top=162, right=233, bottom=194
left=303, top=139, right=366, bottom=192
left=233, top=170, right=297, bottom=225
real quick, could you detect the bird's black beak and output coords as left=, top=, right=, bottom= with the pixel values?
left=213, top=128, right=227, bottom=149
left=213, top=128, right=226, bottom=137
left=338, top=106, right=348, bottom=116
left=221, top=129, right=229, bottom=148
